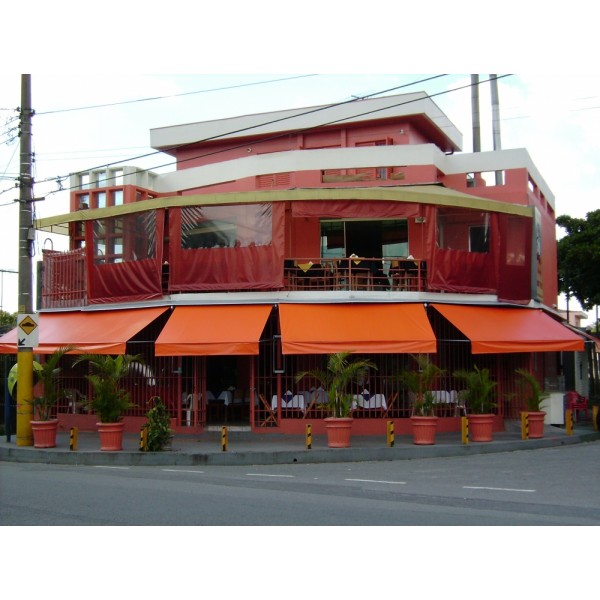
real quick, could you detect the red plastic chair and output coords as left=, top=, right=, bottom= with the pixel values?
left=565, top=391, right=589, bottom=421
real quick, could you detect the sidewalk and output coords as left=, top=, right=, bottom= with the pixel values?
left=1, top=422, right=598, bottom=467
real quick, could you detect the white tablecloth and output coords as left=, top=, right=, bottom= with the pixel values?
left=352, top=393, right=387, bottom=410
left=271, top=392, right=306, bottom=412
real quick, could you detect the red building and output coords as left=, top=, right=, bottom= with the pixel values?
left=0, top=91, right=584, bottom=435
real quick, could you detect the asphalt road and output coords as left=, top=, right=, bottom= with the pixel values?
left=2, top=441, right=599, bottom=526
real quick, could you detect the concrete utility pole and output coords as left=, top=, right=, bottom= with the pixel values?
left=490, top=74, right=503, bottom=185
left=470, top=75, right=481, bottom=153
left=16, top=74, right=35, bottom=446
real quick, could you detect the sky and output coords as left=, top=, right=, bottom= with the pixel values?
left=2, top=72, right=599, bottom=322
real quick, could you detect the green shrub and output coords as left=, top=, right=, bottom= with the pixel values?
left=145, top=396, right=172, bottom=452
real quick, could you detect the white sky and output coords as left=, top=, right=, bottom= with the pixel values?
left=1, top=5, right=599, bottom=324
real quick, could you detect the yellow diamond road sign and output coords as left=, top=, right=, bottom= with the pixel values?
left=17, top=313, right=39, bottom=348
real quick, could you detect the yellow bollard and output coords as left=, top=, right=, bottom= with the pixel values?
left=593, top=406, right=599, bottom=432
left=565, top=409, right=573, bottom=435
left=221, top=426, right=228, bottom=451
left=461, top=416, right=469, bottom=444
left=139, top=425, right=148, bottom=451
left=387, top=420, right=394, bottom=447
left=306, top=424, right=312, bottom=450
left=521, top=412, right=529, bottom=440
left=69, top=427, right=78, bottom=451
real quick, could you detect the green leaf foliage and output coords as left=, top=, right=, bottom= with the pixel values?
left=73, top=353, right=142, bottom=423
left=295, top=351, right=377, bottom=418
left=557, top=209, right=600, bottom=311
left=396, top=354, right=445, bottom=417
left=32, top=345, right=78, bottom=421
left=454, top=365, right=497, bottom=415
left=515, top=368, right=549, bottom=412
left=144, top=396, right=173, bottom=452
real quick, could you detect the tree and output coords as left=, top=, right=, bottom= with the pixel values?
left=0, top=309, right=17, bottom=334
left=556, top=209, right=600, bottom=310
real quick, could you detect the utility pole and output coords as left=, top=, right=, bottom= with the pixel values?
left=470, top=75, right=481, bottom=153
left=490, top=74, right=503, bottom=185
left=16, top=74, right=35, bottom=446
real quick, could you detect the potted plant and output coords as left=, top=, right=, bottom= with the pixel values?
left=397, top=354, right=445, bottom=445
left=144, top=396, right=173, bottom=452
left=296, top=351, right=377, bottom=448
left=73, top=353, right=141, bottom=451
left=515, top=368, right=549, bottom=439
left=30, top=345, right=77, bottom=448
left=454, top=365, right=497, bottom=442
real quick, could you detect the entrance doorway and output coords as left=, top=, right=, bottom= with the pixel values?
left=205, top=356, right=251, bottom=425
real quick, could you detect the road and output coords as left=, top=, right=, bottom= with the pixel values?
left=2, top=441, right=599, bottom=526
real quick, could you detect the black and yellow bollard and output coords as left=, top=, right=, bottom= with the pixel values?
left=387, top=420, right=394, bottom=447
left=139, top=424, right=148, bottom=451
left=461, top=416, right=469, bottom=445
left=521, top=412, right=529, bottom=440
left=221, top=426, right=228, bottom=451
left=565, top=409, right=573, bottom=435
left=69, top=427, right=78, bottom=451
left=593, top=406, right=599, bottom=432
left=306, top=423, right=312, bottom=450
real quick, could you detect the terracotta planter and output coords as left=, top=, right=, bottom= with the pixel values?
left=523, top=411, right=546, bottom=439
left=411, top=415, right=438, bottom=445
left=324, top=417, right=353, bottom=448
left=97, top=422, right=125, bottom=451
left=467, top=414, right=494, bottom=442
left=31, top=419, right=59, bottom=448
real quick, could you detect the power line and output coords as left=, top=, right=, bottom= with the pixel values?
left=35, top=74, right=320, bottom=115
left=37, top=74, right=452, bottom=194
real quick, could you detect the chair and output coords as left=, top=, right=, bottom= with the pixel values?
left=258, top=393, right=278, bottom=426
left=565, top=391, right=589, bottom=421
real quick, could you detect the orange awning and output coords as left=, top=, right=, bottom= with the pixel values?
left=155, top=305, right=272, bottom=356
left=0, top=307, right=169, bottom=355
left=432, top=304, right=585, bottom=354
left=278, top=303, right=436, bottom=355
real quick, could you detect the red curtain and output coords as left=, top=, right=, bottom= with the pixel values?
left=168, top=203, right=285, bottom=291
left=291, top=200, right=420, bottom=219
left=86, top=210, right=164, bottom=304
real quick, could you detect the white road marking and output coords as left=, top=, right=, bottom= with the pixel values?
left=93, top=466, right=130, bottom=470
left=246, top=473, right=295, bottom=478
left=162, top=469, right=205, bottom=474
left=463, top=486, right=536, bottom=493
left=346, top=478, right=406, bottom=485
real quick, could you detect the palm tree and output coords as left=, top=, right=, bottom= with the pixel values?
left=73, top=353, right=142, bottom=423
left=397, top=354, right=445, bottom=417
left=296, top=351, right=377, bottom=418
left=33, top=345, right=77, bottom=421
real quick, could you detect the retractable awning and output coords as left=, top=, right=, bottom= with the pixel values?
left=278, top=303, right=436, bottom=355
left=0, top=307, right=169, bottom=355
left=154, top=305, right=272, bottom=356
left=432, top=304, right=585, bottom=354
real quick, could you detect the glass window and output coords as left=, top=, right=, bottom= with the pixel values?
left=97, top=192, right=107, bottom=209
left=181, top=205, right=272, bottom=250
left=113, top=190, right=123, bottom=206
left=437, top=207, right=489, bottom=253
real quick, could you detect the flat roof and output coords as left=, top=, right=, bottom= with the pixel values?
left=150, top=91, right=463, bottom=154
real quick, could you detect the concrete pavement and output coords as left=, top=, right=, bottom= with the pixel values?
left=1, top=421, right=598, bottom=467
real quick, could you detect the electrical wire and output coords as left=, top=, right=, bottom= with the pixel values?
left=36, top=74, right=452, bottom=194
left=35, top=74, right=320, bottom=115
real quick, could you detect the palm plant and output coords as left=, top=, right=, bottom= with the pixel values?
left=397, top=354, right=445, bottom=417
left=515, top=368, right=549, bottom=412
left=32, top=345, right=77, bottom=421
left=295, top=351, right=377, bottom=418
left=454, top=365, right=497, bottom=414
left=73, top=353, right=142, bottom=423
